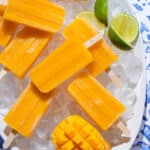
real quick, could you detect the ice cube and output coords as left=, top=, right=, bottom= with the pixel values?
left=48, top=141, right=55, bottom=150
left=32, top=135, right=51, bottom=150
left=35, top=120, right=51, bottom=140
left=119, top=53, right=143, bottom=88
left=111, top=63, right=128, bottom=87
left=15, top=135, right=35, bottom=150
left=53, top=106, right=70, bottom=125
left=113, top=87, right=137, bottom=121
left=0, top=73, right=28, bottom=116
left=0, top=0, right=7, bottom=5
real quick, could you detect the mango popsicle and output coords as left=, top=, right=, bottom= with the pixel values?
left=4, top=83, right=55, bottom=137
left=63, top=18, right=97, bottom=43
left=52, top=115, right=110, bottom=150
left=4, top=0, right=65, bottom=33
left=0, top=27, right=52, bottom=78
left=0, top=5, right=17, bottom=47
left=30, top=38, right=94, bottom=93
left=63, top=18, right=118, bottom=77
left=68, top=73, right=125, bottom=130
left=87, top=39, right=118, bottom=76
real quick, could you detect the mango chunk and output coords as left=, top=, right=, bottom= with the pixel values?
left=51, top=115, right=110, bottom=150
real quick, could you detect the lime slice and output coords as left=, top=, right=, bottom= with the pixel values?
left=76, top=11, right=105, bottom=32
left=108, top=14, right=139, bottom=50
left=94, top=0, right=108, bottom=25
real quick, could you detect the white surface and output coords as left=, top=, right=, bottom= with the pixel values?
left=110, top=0, right=146, bottom=149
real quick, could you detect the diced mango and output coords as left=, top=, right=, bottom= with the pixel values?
left=72, top=134, right=83, bottom=145
left=79, top=124, right=94, bottom=138
left=0, top=27, right=52, bottom=78
left=4, top=83, right=55, bottom=137
left=92, top=129, right=110, bottom=149
left=4, top=0, right=65, bottom=32
left=51, top=115, right=110, bottom=150
left=80, top=140, right=93, bottom=150
left=61, top=141, right=75, bottom=150
left=68, top=73, right=125, bottom=130
left=52, top=129, right=68, bottom=147
left=30, top=39, right=93, bottom=93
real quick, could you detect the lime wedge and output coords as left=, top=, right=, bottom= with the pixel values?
left=94, top=0, right=108, bottom=25
left=76, top=11, right=105, bottom=32
left=108, top=14, right=139, bottom=50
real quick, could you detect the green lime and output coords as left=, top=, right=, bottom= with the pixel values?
left=94, top=0, right=108, bottom=25
left=108, top=14, right=139, bottom=50
left=76, top=11, right=105, bottom=32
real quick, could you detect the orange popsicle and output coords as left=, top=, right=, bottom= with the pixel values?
left=63, top=18, right=97, bottom=43
left=52, top=115, right=110, bottom=150
left=4, top=0, right=65, bottom=32
left=30, top=39, right=93, bottom=93
left=63, top=18, right=118, bottom=77
left=4, top=83, right=55, bottom=137
left=68, top=73, right=125, bottom=130
left=0, top=5, right=17, bottom=47
left=87, top=39, right=118, bottom=76
left=0, top=27, right=52, bottom=78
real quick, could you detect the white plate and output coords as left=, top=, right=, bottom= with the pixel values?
left=112, top=37, right=146, bottom=150
left=109, top=0, right=146, bottom=149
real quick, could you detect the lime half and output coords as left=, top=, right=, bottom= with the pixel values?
left=76, top=11, right=105, bottom=32
left=109, top=14, right=139, bottom=50
left=94, top=0, right=108, bottom=25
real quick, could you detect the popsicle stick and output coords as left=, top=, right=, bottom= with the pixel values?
left=3, top=130, right=17, bottom=149
left=116, top=121, right=131, bottom=137
left=106, top=68, right=123, bottom=88
left=0, top=69, right=7, bottom=80
left=85, top=30, right=104, bottom=48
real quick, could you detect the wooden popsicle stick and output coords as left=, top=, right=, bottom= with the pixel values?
left=3, top=130, right=17, bottom=149
left=85, top=30, right=104, bottom=48
left=106, top=68, right=123, bottom=88
left=116, top=121, right=131, bottom=137
left=0, top=69, right=7, bottom=80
